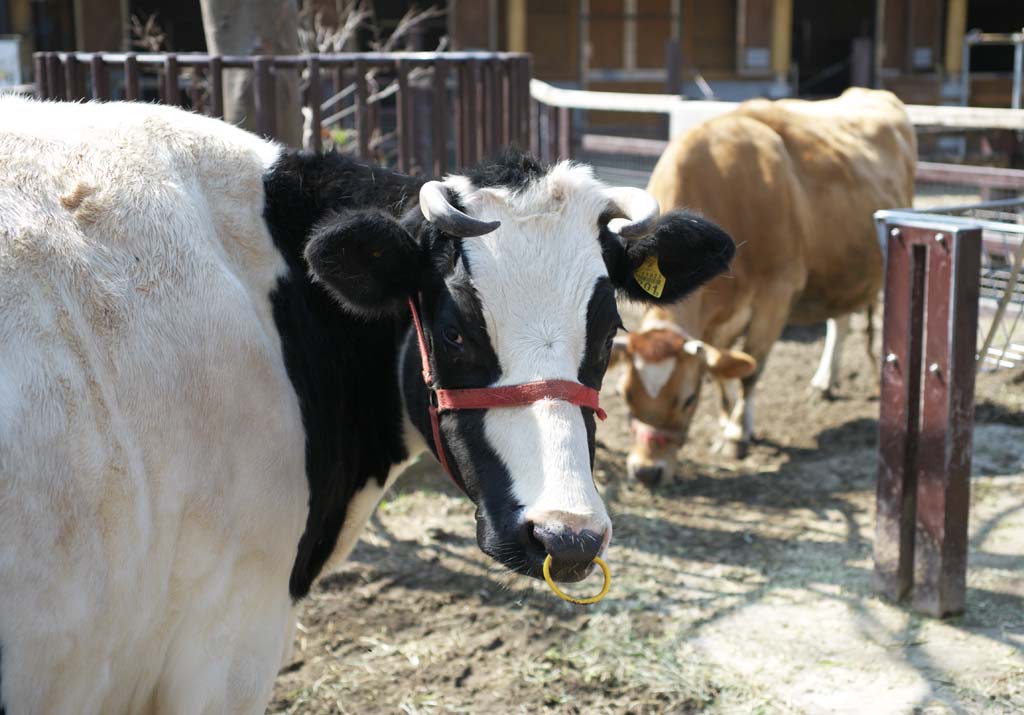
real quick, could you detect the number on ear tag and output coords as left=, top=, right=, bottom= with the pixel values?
left=633, top=255, right=666, bottom=298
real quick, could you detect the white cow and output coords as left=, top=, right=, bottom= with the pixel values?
left=0, top=97, right=735, bottom=713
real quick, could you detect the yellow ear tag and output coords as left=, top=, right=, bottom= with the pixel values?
left=633, top=255, right=666, bottom=298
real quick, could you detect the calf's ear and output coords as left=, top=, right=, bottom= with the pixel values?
left=611, top=210, right=735, bottom=304
left=304, top=209, right=422, bottom=318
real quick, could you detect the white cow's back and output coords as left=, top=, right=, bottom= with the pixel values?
left=0, top=98, right=308, bottom=714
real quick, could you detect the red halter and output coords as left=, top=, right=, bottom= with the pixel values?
left=408, top=298, right=607, bottom=486
left=630, top=418, right=686, bottom=449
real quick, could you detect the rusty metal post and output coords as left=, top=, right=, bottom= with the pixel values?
left=432, top=59, right=449, bottom=176
left=875, top=222, right=982, bottom=617
left=876, top=230, right=927, bottom=603
left=913, top=227, right=981, bottom=616
left=253, top=56, right=276, bottom=140
left=124, top=53, right=139, bottom=100
left=396, top=59, right=411, bottom=173
left=34, top=54, right=48, bottom=98
left=354, top=59, right=370, bottom=162
left=209, top=56, right=224, bottom=118
left=307, top=56, right=322, bottom=153
left=162, top=54, right=178, bottom=105
left=90, top=54, right=108, bottom=100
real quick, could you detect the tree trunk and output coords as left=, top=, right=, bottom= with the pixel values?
left=199, top=0, right=303, bottom=147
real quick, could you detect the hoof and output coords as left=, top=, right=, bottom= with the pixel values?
left=809, top=383, right=837, bottom=401
left=711, top=439, right=749, bottom=459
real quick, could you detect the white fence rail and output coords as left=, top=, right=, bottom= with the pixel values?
left=530, top=79, right=1024, bottom=137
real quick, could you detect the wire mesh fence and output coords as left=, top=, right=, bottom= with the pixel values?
left=877, top=199, right=1024, bottom=372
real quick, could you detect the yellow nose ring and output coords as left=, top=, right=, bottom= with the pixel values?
left=542, top=554, right=611, bottom=605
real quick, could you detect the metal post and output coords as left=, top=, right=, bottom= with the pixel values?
left=46, top=53, right=64, bottom=102
left=463, top=61, right=479, bottom=166
left=874, top=222, right=982, bottom=617
left=396, top=58, right=411, bottom=173
left=209, top=56, right=224, bottom=118
left=124, top=53, right=139, bottom=100
left=472, top=59, right=485, bottom=164
left=502, top=61, right=513, bottom=147
left=34, top=53, right=48, bottom=98
left=558, top=105, right=571, bottom=159
left=960, top=32, right=973, bottom=106
left=432, top=59, right=449, bottom=176
left=1012, top=30, right=1023, bottom=110
left=913, top=227, right=981, bottom=617
left=545, top=103, right=558, bottom=162
left=353, top=59, right=369, bottom=161
left=253, top=56, right=276, bottom=140
left=63, top=54, right=78, bottom=101
left=90, top=53, right=108, bottom=100
left=162, top=53, right=178, bottom=105
left=876, top=230, right=926, bottom=603
left=307, top=56, right=322, bottom=153
left=453, top=61, right=465, bottom=168
left=521, top=56, right=533, bottom=150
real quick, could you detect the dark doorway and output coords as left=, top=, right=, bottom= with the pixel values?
left=792, top=0, right=875, bottom=98
left=966, top=0, right=1024, bottom=73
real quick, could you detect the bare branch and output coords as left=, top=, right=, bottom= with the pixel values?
left=372, top=5, right=446, bottom=52
left=130, top=13, right=168, bottom=52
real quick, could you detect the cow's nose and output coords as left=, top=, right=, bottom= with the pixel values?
left=632, top=464, right=664, bottom=487
left=530, top=521, right=606, bottom=582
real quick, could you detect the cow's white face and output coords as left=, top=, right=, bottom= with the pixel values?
left=441, top=165, right=618, bottom=581
left=305, top=150, right=736, bottom=583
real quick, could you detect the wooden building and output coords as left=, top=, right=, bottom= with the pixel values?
left=5, top=0, right=1022, bottom=107
left=452, top=0, right=1024, bottom=107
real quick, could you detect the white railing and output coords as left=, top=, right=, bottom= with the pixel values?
left=530, top=79, right=1024, bottom=137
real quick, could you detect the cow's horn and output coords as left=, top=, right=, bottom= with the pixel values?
left=419, top=181, right=501, bottom=238
left=603, top=187, right=660, bottom=240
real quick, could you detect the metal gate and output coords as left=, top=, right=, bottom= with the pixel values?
left=32, top=51, right=532, bottom=175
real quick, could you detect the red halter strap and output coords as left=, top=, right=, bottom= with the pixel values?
left=630, top=418, right=685, bottom=449
left=408, top=298, right=607, bottom=487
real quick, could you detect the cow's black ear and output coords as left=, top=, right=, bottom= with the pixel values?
left=612, top=210, right=735, bottom=304
left=304, top=209, right=422, bottom=318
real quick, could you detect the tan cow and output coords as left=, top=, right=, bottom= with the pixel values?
left=614, top=87, right=916, bottom=486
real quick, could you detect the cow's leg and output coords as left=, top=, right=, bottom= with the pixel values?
left=714, top=285, right=794, bottom=458
left=810, top=314, right=851, bottom=398
left=713, top=377, right=753, bottom=458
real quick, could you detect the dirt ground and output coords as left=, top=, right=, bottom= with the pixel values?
left=269, top=307, right=1024, bottom=715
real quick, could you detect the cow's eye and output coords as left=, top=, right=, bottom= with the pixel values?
left=442, top=325, right=464, bottom=348
left=683, top=394, right=697, bottom=409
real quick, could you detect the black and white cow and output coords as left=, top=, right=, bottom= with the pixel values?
left=0, top=97, right=733, bottom=713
